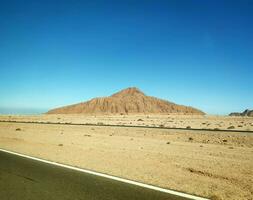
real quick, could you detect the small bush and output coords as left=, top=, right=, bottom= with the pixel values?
left=188, top=137, right=193, bottom=141
left=15, top=128, right=21, bottom=131
left=209, top=195, right=221, bottom=200
left=186, top=126, right=191, bottom=129
left=166, top=141, right=170, bottom=144
left=58, top=144, right=63, bottom=146
left=227, top=126, right=235, bottom=129
left=97, top=122, right=104, bottom=125
left=137, top=119, right=143, bottom=121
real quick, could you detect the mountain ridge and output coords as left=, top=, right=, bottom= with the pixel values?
left=47, top=87, right=205, bottom=115
left=229, top=109, right=253, bottom=117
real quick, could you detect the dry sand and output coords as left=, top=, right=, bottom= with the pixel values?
left=0, top=114, right=252, bottom=131
left=0, top=115, right=253, bottom=200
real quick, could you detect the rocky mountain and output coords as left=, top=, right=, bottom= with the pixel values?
left=229, top=109, right=253, bottom=117
left=47, top=87, right=205, bottom=115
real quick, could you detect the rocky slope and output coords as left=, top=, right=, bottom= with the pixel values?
left=229, top=109, right=253, bottom=117
left=47, top=87, right=205, bottom=115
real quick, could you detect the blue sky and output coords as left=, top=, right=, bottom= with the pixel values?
left=0, top=0, right=252, bottom=115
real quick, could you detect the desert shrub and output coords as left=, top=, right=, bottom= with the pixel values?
left=227, top=126, right=235, bottom=129
left=15, top=128, right=21, bottom=131
left=186, top=126, right=191, bottom=129
left=137, top=118, right=143, bottom=121
left=159, top=124, right=165, bottom=128
left=97, top=122, right=104, bottom=125
left=209, top=195, right=221, bottom=200
left=166, top=141, right=170, bottom=144
left=58, top=144, right=63, bottom=146
left=188, top=137, right=193, bottom=141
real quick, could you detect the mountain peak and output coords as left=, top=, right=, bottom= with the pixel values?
left=47, top=87, right=205, bottom=115
left=111, top=87, right=145, bottom=97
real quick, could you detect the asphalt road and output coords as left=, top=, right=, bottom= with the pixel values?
left=0, top=150, right=206, bottom=200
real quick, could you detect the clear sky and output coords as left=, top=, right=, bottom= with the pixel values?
left=0, top=0, right=252, bottom=115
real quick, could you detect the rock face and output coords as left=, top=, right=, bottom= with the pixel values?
left=47, top=87, right=205, bottom=115
left=229, top=109, right=253, bottom=117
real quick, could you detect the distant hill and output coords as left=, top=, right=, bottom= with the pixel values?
left=229, top=109, right=253, bottom=117
left=47, top=87, right=205, bottom=115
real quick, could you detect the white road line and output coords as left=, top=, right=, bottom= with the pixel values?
left=0, top=148, right=209, bottom=200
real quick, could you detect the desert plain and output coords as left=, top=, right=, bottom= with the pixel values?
left=0, top=114, right=253, bottom=200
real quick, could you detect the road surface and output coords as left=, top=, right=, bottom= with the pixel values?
left=0, top=149, right=208, bottom=200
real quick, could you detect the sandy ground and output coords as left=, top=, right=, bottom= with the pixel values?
left=0, top=118, right=253, bottom=200
left=0, top=114, right=253, bottom=131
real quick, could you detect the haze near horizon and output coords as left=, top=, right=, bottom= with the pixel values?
left=0, top=0, right=252, bottom=115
